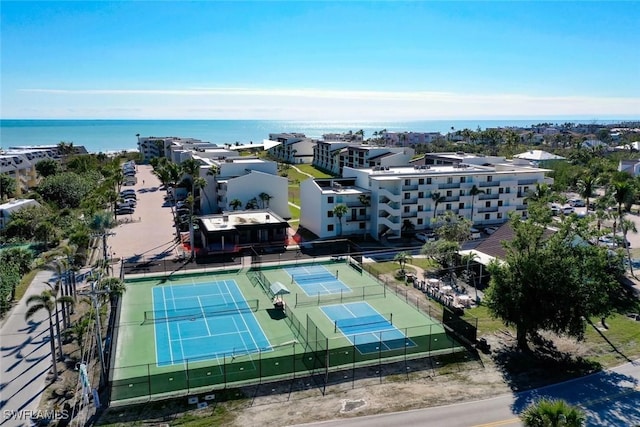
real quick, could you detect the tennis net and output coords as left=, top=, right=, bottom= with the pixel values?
left=144, top=299, right=259, bottom=323
left=294, top=272, right=337, bottom=284
left=334, top=313, right=393, bottom=333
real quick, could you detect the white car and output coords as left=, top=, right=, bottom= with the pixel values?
left=484, top=226, right=499, bottom=235
left=470, top=227, right=482, bottom=240
left=416, top=232, right=437, bottom=243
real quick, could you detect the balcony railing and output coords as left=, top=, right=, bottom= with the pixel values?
left=477, top=206, right=499, bottom=213
left=438, top=183, right=461, bottom=190
left=478, top=193, right=499, bottom=200
left=479, top=181, right=500, bottom=188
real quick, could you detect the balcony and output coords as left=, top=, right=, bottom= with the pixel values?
left=517, top=179, right=538, bottom=185
left=438, top=182, right=461, bottom=190
left=478, top=193, right=499, bottom=200
left=402, top=184, right=419, bottom=191
left=479, top=181, right=500, bottom=188
left=443, top=196, right=460, bottom=202
left=477, top=206, right=499, bottom=213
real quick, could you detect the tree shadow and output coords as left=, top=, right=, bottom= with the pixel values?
left=492, top=336, right=601, bottom=393
left=511, top=367, right=640, bottom=426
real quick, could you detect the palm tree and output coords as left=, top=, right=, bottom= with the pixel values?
left=44, top=281, right=75, bottom=360
left=469, top=185, right=485, bottom=223
left=180, top=158, right=203, bottom=260
left=577, top=173, right=597, bottom=210
left=358, top=193, right=371, bottom=207
left=520, top=398, right=586, bottom=427
left=245, top=197, right=259, bottom=210
left=259, top=192, right=272, bottom=209
left=229, top=199, right=242, bottom=210
left=333, top=204, right=348, bottom=236
left=430, top=192, right=445, bottom=219
left=620, top=218, right=637, bottom=276
left=393, top=251, right=412, bottom=276
left=25, top=290, right=60, bottom=380
left=611, top=180, right=634, bottom=239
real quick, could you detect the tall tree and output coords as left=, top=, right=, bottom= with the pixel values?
left=430, top=192, right=445, bottom=219
left=576, top=173, right=597, bottom=210
left=469, top=185, right=485, bottom=222
left=485, top=214, right=621, bottom=351
left=333, top=204, right=348, bottom=236
left=259, top=192, right=272, bottom=209
left=229, top=199, right=242, bottom=210
left=393, top=251, right=412, bottom=275
left=180, top=158, right=202, bottom=260
left=0, top=173, right=17, bottom=200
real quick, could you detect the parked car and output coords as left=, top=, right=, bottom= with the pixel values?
left=484, top=226, right=499, bottom=235
left=116, top=207, right=135, bottom=215
left=470, top=227, right=482, bottom=240
left=599, top=235, right=630, bottom=248
left=415, top=232, right=437, bottom=243
left=121, top=193, right=137, bottom=201
left=117, top=199, right=136, bottom=208
left=561, top=206, right=575, bottom=215
left=568, top=198, right=586, bottom=207
left=120, top=189, right=136, bottom=196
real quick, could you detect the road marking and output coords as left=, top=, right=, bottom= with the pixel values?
left=471, top=419, right=520, bottom=427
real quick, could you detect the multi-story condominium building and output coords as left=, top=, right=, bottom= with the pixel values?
left=0, top=149, right=59, bottom=194
left=322, top=132, right=363, bottom=142
left=412, top=152, right=506, bottom=167
left=196, top=156, right=290, bottom=220
left=266, top=133, right=315, bottom=164
left=299, top=177, right=371, bottom=239
left=300, top=161, right=551, bottom=241
left=0, top=199, right=41, bottom=229
left=313, top=142, right=415, bottom=176
left=138, top=136, right=218, bottom=162
left=382, top=131, right=442, bottom=146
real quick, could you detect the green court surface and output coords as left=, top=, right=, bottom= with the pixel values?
left=111, top=260, right=463, bottom=405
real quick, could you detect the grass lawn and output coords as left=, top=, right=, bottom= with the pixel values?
left=295, top=164, right=334, bottom=178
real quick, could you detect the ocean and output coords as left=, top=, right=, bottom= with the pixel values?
left=0, top=119, right=625, bottom=154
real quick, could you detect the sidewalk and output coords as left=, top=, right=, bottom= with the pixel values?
left=0, top=270, right=57, bottom=427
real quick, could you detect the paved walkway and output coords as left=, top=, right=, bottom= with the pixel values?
left=0, top=270, right=57, bottom=427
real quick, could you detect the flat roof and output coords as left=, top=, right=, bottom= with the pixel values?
left=200, top=210, right=287, bottom=232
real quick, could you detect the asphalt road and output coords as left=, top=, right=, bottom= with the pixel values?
left=295, top=357, right=640, bottom=427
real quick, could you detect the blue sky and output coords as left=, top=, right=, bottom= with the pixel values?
left=1, top=1, right=639, bottom=120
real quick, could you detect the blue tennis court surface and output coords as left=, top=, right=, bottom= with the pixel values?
left=152, top=279, right=271, bottom=366
left=322, top=302, right=415, bottom=354
left=285, top=265, right=351, bottom=296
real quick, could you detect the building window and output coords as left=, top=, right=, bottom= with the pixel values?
left=419, top=178, right=424, bottom=185
left=328, top=224, right=334, bottom=232
left=359, top=222, right=365, bottom=229
left=487, top=176, right=493, bottom=182
left=359, top=208, right=365, bottom=216
left=405, top=179, right=410, bottom=186
left=460, top=190, right=465, bottom=196
left=497, top=212, right=503, bottom=219
left=506, top=187, right=511, bottom=194
left=328, top=196, right=334, bottom=203
left=486, top=188, right=491, bottom=195
left=460, top=176, right=466, bottom=183
left=417, top=218, right=423, bottom=225
left=418, top=191, right=424, bottom=198
left=418, top=205, right=424, bottom=212
left=499, top=187, right=504, bottom=194
left=485, top=201, right=491, bottom=207
left=446, top=190, right=452, bottom=197
left=485, top=214, right=490, bottom=220
left=498, top=200, right=503, bottom=207
left=426, top=178, right=432, bottom=185
left=459, top=202, right=464, bottom=209
left=404, top=206, right=410, bottom=213
left=446, top=203, right=451, bottom=210
left=404, top=193, right=410, bottom=199
left=327, top=211, right=334, bottom=217
left=447, top=177, right=453, bottom=184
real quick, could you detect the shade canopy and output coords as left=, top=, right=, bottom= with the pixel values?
left=270, top=281, right=291, bottom=296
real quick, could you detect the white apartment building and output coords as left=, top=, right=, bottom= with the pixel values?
left=300, top=177, right=371, bottom=239
left=0, top=149, right=58, bottom=194
left=313, top=142, right=415, bottom=175
left=0, top=199, right=41, bottom=229
left=198, top=156, right=290, bottom=220
left=382, top=131, right=442, bottom=146
left=266, top=133, right=315, bottom=164
left=300, top=161, right=551, bottom=241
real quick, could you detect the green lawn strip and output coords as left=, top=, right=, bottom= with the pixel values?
left=463, top=305, right=510, bottom=336
left=582, top=313, right=640, bottom=368
left=288, top=204, right=300, bottom=223
left=295, top=164, right=334, bottom=178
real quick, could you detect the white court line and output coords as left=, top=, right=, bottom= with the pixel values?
left=198, top=296, right=212, bottom=336
left=152, top=290, right=160, bottom=365
left=170, top=330, right=250, bottom=342
left=231, top=316, right=250, bottom=356
left=161, top=286, right=175, bottom=364
left=171, top=292, right=233, bottom=301
left=223, top=280, right=260, bottom=352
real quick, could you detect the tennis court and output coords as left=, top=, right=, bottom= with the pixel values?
left=285, top=264, right=351, bottom=296
left=321, top=302, right=415, bottom=354
left=151, top=279, right=271, bottom=366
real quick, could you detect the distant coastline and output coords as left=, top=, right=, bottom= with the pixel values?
left=1, top=118, right=634, bottom=154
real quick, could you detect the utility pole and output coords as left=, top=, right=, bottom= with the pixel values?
left=78, top=277, right=110, bottom=388
left=92, top=231, right=116, bottom=275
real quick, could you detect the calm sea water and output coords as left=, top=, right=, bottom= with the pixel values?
left=0, top=119, right=623, bottom=154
